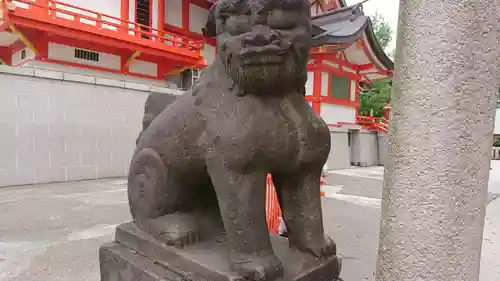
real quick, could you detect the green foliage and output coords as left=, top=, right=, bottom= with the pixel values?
left=494, top=140, right=500, bottom=147
left=358, top=80, right=392, bottom=117
left=358, top=12, right=394, bottom=117
left=371, top=12, right=393, bottom=52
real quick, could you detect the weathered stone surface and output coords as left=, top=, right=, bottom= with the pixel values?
left=100, top=223, right=341, bottom=281
left=136, top=92, right=178, bottom=144
left=101, top=0, right=340, bottom=279
left=99, top=243, right=186, bottom=281
left=375, top=1, right=500, bottom=281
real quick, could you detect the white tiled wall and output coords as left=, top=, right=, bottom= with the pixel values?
left=0, top=67, right=179, bottom=187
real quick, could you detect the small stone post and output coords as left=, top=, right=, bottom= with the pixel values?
left=375, top=1, right=499, bottom=281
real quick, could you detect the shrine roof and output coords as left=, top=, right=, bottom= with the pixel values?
left=312, top=5, right=369, bottom=45
left=311, top=0, right=394, bottom=81
left=203, top=0, right=394, bottom=81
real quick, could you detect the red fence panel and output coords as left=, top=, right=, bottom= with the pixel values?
left=265, top=174, right=282, bottom=234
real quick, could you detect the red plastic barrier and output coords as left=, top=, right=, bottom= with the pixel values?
left=265, top=173, right=326, bottom=233
left=265, top=174, right=282, bottom=234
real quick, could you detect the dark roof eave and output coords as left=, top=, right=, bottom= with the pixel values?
left=364, top=18, right=395, bottom=70
left=314, top=0, right=394, bottom=71
left=338, top=0, right=394, bottom=70
left=205, top=0, right=394, bottom=71
left=311, top=21, right=367, bottom=47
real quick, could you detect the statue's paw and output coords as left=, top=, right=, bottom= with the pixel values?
left=231, top=253, right=283, bottom=281
left=137, top=213, right=199, bottom=248
left=292, top=234, right=337, bottom=259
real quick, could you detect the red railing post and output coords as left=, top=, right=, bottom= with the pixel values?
left=38, top=0, right=49, bottom=8
left=96, top=13, right=102, bottom=29
left=1, top=0, right=7, bottom=21
left=384, top=104, right=391, bottom=120
left=33, top=0, right=49, bottom=17
left=357, top=114, right=390, bottom=132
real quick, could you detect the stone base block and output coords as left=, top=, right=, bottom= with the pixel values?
left=99, top=222, right=341, bottom=281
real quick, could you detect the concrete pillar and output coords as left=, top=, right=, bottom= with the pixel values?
left=377, top=131, right=387, bottom=166
left=375, top=1, right=499, bottom=281
left=326, top=127, right=350, bottom=170
left=351, top=130, right=379, bottom=167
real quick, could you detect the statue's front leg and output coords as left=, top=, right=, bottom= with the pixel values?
left=207, top=161, right=283, bottom=281
left=273, top=167, right=337, bottom=258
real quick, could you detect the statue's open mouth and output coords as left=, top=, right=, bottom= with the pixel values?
left=241, top=55, right=285, bottom=65
left=240, top=45, right=287, bottom=65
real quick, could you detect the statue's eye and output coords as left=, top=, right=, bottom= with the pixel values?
left=267, top=9, right=298, bottom=30
left=225, top=14, right=252, bottom=35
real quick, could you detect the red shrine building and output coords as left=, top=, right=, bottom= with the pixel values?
left=0, top=0, right=213, bottom=85
left=0, top=0, right=393, bottom=187
left=308, top=1, right=393, bottom=125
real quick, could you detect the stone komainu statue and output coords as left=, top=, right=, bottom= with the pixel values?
left=128, top=0, right=336, bottom=279
left=135, top=92, right=178, bottom=145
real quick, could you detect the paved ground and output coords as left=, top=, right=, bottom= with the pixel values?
left=323, top=160, right=500, bottom=281
left=0, top=161, right=499, bottom=281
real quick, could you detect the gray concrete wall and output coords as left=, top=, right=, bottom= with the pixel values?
left=326, top=127, right=350, bottom=170
left=0, top=65, right=181, bottom=187
left=350, top=130, right=361, bottom=166
left=377, top=132, right=388, bottom=166
left=351, top=130, right=379, bottom=167
left=360, top=131, right=380, bottom=167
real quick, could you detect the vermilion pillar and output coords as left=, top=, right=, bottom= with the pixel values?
left=120, top=0, right=129, bottom=28
left=158, top=0, right=165, bottom=39
left=312, top=60, right=323, bottom=115
left=182, top=0, right=189, bottom=31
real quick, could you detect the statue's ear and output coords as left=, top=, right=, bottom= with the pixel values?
left=202, top=5, right=217, bottom=38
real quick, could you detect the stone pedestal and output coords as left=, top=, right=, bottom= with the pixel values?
left=100, top=223, right=341, bottom=281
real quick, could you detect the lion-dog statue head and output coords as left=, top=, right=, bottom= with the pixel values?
left=203, top=0, right=311, bottom=95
